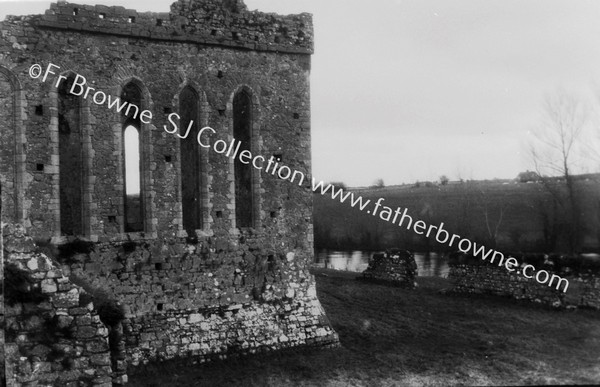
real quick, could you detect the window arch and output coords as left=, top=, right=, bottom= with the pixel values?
left=58, top=76, right=83, bottom=236
left=233, top=89, right=254, bottom=228
left=121, top=82, right=144, bottom=232
left=179, top=86, right=203, bottom=236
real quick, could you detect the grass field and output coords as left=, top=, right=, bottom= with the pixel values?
left=129, top=269, right=600, bottom=386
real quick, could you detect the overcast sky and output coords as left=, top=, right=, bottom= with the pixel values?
left=2, top=0, right=600, bottom=186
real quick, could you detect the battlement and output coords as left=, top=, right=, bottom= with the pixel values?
left=14, top=0, right=313, bottom=54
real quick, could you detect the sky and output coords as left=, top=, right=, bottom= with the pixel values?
left=2, top=0, right=600, bottom=186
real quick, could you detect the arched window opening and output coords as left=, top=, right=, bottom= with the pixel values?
left=233, top=90, right=253, bottom=228
left=121, top=82, right=144, bottom=232
left=180, top=86, right=202, bottom=236
left=58, top=76, right=83, bottom=236
left=124, top=125, right=142, bottom=232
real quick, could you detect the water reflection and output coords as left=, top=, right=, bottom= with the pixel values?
left=314, top=250, right=449, bottom=278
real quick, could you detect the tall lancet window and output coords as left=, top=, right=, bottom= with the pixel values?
left=233, top=90, right=253, bottom=228
left=122, top=82, right=144, bottom=232
left=58, top=76, right=83, bottom=235
left=180, top=86, right=202, bottom=235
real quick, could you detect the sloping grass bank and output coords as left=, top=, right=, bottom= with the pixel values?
left=129, top=270, right=600, bottom=386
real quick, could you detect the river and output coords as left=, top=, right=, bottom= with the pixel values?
left=314, top=250, right=450, bottom=278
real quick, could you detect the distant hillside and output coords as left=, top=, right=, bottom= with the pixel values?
left=313, top=175, right=600, bottom=253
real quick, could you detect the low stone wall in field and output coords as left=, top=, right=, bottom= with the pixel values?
left=359, top=249, right=417, bottom=288
left=448, top=260, right=600, bottom=309
left=448, top=264, right=565, bottom=307
left=581, top=275, right=600, bottom=309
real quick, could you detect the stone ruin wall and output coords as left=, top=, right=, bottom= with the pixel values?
left=3, top=225, right=116, bottom=386
left=60, top=234, right=338, bottom=367
left=359, top=249, right=418, bottom=288
left=0, top=0, right=339, bottom=380
left=580, top=275, right=600, bottom=309
left=1, top=186, right=5, bottom=384
left=448, top=264, right=600, bottom=309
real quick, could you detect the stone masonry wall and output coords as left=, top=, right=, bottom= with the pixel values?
left=3, top=224, right=115, bottom=386
left=580, top=275, right=600, bottom=309
left=359, top=249, right=418, bottom=288
left=56, top=233, right=338, bottom=366
left=1, top=2, right=314, bottom=241
left=36, top=0, right=313, bottom=55
left=448, top=264, right=600, bottom=309
left=1, top=0, right=339, bottom=378
left=1, top=183, right=5, bottom=386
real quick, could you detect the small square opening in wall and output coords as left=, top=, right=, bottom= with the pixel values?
left=211, top=29, right=217, bottom=36
left=164, top=107, right=172, bottom=114
left=99, top=13, right=105, bottom=19
left=186, top=236, right=198, bottom=245
left=218, top=109, right=225, bottom=117
left=73, top=8, right=79, bottom=16
left=108, top=215, right=117, bottom=223
left=35, top=105, right=43, bottom=116
left=293, top=113, right=300, bottom=119
left=156, top=19, right=163, bottom=26
left=157, top=303, right=164, bottom=311
left=273, top=153, right=283, bottom=162
left=217, top=70, right=224, bottom=79
left=128, top=16, right=136, bottom=23
left=216, top=211, right=223, bottom=219
left=165, top=155, right=172, bottom=163
left=155, top=263, right=163, bottom=270
left=270, top=211, right=277, bottom=218
left=36, top=163, right=44, bottom=171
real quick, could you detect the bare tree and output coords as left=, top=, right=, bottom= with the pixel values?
left=453, top=179, right=476, bottom=239
left=476, top=187, right=508, bottom=249
left=587, top=89, right=600, bottom=167
left=529, top=92, right=590, bottom=252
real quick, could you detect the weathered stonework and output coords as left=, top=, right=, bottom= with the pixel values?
left=448, top=263, right=600, bottom=309
left=579, top=275, right=600, bottom=309
left=1, top=0, right=338, bottom=383
left=448, top=264, right=565, bottom=306
left=359, top=249, right=418, bottom=288
left=60, top=236, right=338, bottom=366
left=3, top=224, right=114, bottom=386
left=1, top=184, right=5, bottom=385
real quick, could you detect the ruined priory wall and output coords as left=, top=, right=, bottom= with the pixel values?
left=1, top=10, right=314, bottom=242
left=3, top=225, right=115, bottom=386
left=0, top=0, right=338, bottom=369
left=60, top=235, right=338, bottom=366
left=34, top=0, right=313, bottom=54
